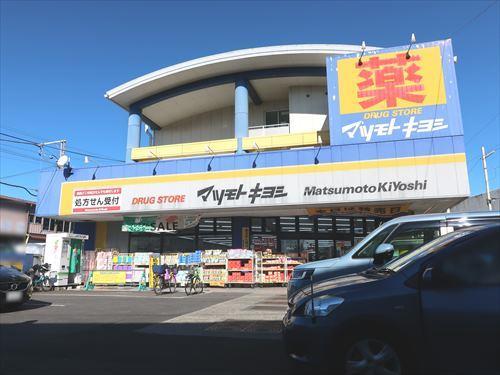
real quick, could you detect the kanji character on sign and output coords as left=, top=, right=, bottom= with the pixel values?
left=356, top=53, right=425, bottom=109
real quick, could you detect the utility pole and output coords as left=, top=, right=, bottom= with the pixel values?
left=481, top=146, right=495, bottom=211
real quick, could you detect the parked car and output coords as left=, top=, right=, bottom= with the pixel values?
left=288, top=211, right=500, bottom=298
left=0, top=265, right=33, bottom=307
left=283, top=224, right=500, bottom=374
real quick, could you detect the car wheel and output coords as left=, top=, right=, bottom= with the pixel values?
left=344, top=338, right=402, bottom=375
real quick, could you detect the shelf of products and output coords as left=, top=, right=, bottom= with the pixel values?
left=257, top=250, right=304, bottom=284
left=202, top=250, right=227, bottom=287
left=227, top=255, right=255, bottom=285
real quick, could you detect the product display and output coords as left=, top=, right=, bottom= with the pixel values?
left=82, top=248, right=303, bottom=287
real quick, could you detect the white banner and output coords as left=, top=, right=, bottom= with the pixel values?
left=66, top=155, right=469, bottom=216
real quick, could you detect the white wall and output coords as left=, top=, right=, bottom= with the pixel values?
left=154, top=99, right=289, bottom=145
left=289, top=86, right=328, bottom=133
left=153, top=88, right=328, bottom=146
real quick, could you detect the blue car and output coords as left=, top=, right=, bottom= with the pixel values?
left=283, top=224, right=500, bottom=374
left=287, top=211, right=500, bottom=299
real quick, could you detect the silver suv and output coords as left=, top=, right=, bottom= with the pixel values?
left=287, top=211, right=500, bottom=299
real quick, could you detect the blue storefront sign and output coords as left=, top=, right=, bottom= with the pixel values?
left=326, top=39, right=464, bottom=146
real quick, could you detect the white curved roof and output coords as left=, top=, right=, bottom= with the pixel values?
left=105, top=44, right=377, bottom=110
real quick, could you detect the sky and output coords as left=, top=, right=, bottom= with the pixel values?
left=1, top=0, right=499, bottom=202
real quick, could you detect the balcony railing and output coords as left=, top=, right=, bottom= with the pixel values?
left=131, top=130, right=329, bottom=161
left=248, top=123, right=290, bottom=137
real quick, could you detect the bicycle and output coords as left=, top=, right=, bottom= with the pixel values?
left=27, top=263, right=52, bottom=292
left=152, top=264, right=177, bottom=295
left=184, top=266, right=203, bottom=296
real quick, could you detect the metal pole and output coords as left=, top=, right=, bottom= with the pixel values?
left=481, top=146, right=493, bottom=211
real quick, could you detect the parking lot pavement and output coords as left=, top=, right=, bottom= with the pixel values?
left=1, top=288, right=308, bottom=375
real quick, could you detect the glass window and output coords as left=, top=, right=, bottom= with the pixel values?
left=366, top=218, right=376, bottom=234
left=265, top=111, right=279, bottom=125
left=252, top=234, right=277, bottom=252
left=298, top=216, right=314, bottom=232
left=335, top=217, right=351, bottom=234
left=318, top=239, right=334, bottom=260
left=386, top=222, right=442, bottom=258
left=198, top=218, right=214, bottom=233
left=251, top=218, right=262, bottom=233
left=265, top=110, right=289, bottom=125
left=35, top=216, right=42, bottom=224
left=354, top=218, right=364, bottom=235
left=317, top=217, right=333, bottom=233
left=435, top=233, right=500, bottom=286
left=28, top=214, right=35, bottom=224
left=63, top=221, right=70, bottom=232
left=264, top=218, right=276, bottom=233
left=43, top=218, right=50, bottom=231
left=300, top=239, right=316, bottom=261
left=279, top=110, right=289, bottom=124
left=215, top=218, right=232, bottom=232
left=281, top=239, right=298, bottom=256
left=198, top=235, right=232, bottom=250
left=280, top=217, right=296, bottom=232
left=130, top=234, right=161, bottom=253
left=163, top=234, right=196, bottom=252
left=354, top=224, right=397, bottom=258
left=335, top=240, right=352, bottom=257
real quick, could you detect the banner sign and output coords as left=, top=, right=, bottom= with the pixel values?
left=121, top=215, right=201, bottom=233
left=60, top=154, right=468, bottom=216
left=307, top=204, right=412, bottom=217
left=92, top=271, right=127, bottom=285
left=326, top=39, right=463, bottom=145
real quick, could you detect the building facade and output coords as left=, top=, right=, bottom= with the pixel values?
left=36, top=42, right=470, bottom=261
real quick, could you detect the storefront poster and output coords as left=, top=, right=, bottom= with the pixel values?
left=326, top=39, right=463, bottom=145
left=92, top=270, right=127, bottom=285
left=121, top=215, right=201, bottom=233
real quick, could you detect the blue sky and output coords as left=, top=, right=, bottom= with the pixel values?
left=1, top=0, right=499, bottom=201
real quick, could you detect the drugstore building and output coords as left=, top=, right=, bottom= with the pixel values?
left=36, top=42, right=470, bottom=261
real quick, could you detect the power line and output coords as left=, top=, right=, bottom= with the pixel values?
left=465, top=113, right=500, bottom=145
left=450, top=1, right=498, bottom=36
left=1, top=147, right=55, bottom=165
left=0, top=132, right=125, bottom=163
left=0, top=167, right=54, bottom=180
left=0, top=181, right=38, bottom=197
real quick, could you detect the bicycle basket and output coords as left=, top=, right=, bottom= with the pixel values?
left=152, top=264, right=167, bottom=275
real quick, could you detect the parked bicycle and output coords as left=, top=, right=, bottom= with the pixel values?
left=185, top=265, right=203, bottom=296
left=152, top=264, right=177, bottom=295
left=27, top=263, right=52, bottom=292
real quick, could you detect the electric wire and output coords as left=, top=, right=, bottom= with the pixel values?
left=0, top=181, right=38, bottom=197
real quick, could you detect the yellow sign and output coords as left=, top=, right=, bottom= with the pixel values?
left=338, top=46, right=446, bottom=114
left=242, top=227, right=250, bottom=249
left=92, top=271, right=127, bottom=284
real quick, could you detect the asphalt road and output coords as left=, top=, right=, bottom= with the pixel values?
left=0, top=289, right=312, bottom=375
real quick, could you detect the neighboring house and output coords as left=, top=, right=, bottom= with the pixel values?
left=450, top=188, right=500, bottom=213
left=0, top=195, right=73, bottom=271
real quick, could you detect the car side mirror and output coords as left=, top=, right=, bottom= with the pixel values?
left=421, top=267, right=433, bottom=287
left=373, top=243, right=394, bottom=266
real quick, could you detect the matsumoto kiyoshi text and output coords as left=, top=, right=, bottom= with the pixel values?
left=304, top=180, right=428, bottom=196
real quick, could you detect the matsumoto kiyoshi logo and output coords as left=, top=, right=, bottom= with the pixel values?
left=304, top=180, right=428, bottom=196
left=341, top=116, right=448, bottom=142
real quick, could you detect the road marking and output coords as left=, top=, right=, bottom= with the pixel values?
left=40, top=293, right=208, bottom=299
left=50, top=304, right=66, bottom=307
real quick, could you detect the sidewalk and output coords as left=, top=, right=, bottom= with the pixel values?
left=139, top=288, right=287, bottom=339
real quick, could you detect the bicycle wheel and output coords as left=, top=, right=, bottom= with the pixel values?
left=184, top=280, right=192, bottom=296
left=41, top=277, right=51, bottom=292
left=168, top=277, right=177, bottom=293
left=194, top=278, right=204, bottom=294
left=153, top=277, right=163, bottom=295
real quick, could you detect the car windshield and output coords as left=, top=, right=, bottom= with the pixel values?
left=383, top=228, right=475, bottom=272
